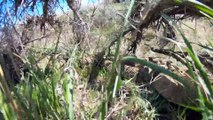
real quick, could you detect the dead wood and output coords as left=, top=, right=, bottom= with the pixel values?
left=150, top=47, right=213, bottom=75
left=127, top=0, right=213, bottom=54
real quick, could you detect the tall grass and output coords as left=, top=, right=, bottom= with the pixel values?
left=0, top=0, right=212, bottom=119
left=100, top=0, right=136, bottom=119
left=98, top=0, right=213, bottom=119
left=164, top=1, right=213, bottom=116
left=120, top=1, right=213, bottom=118
left=0, top=31, right=79, bottom=119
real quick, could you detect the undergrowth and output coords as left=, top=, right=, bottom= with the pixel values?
left=0, top=0, right=213, bottom=120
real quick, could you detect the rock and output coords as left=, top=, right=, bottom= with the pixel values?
left=151, top=73, right=200, bottom=106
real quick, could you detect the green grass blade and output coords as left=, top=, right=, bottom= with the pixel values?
left=162, top=13, right=213, bottom=97
left=100, top=100, right=107, bottom=120
left=121, top=56, right=187, bottom=84
left=176, top=0, right=213, bottom=19
left=64, top=72, right=74, bottom=120
left=188, top=0, right=213, bottom=19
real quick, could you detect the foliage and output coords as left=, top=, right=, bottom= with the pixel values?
left=0, top=0, right=213, bottom=120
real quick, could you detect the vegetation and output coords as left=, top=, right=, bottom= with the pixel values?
left=0, top=0, right=213, bottom=120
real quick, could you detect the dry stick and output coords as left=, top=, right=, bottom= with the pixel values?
left=23, top=34, right=51, bottom=45
left=66, top=0, right=82, bottom=21
left=45, top=31, right=62, bottom=72
left=58, top=2, right=73, bottom=21
left=5, top=4, right=23, bottom=82
left=127, top=0, right=210, bottom=54
left=150, top=47, right=213, bottom=74
left=90, top=5, right=97, bottom=18
left=106, top=100, right=124, bottom=119
left=6, top=0, right=31, bottom=62
left=191, top=42, right=213, bottom=52
left=150, top=47, right=188, bottom=65
left=5, top=2, right=31, bottom=87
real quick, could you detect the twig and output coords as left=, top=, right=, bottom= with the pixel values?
left=150, top=47, right=188, bottom=65
left=23, top=34, right=51, bottom=45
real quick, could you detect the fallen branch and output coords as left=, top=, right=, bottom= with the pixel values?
left=150, top=47, right=213, bottom=75
left=23, top=34, right=51, bottom=45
